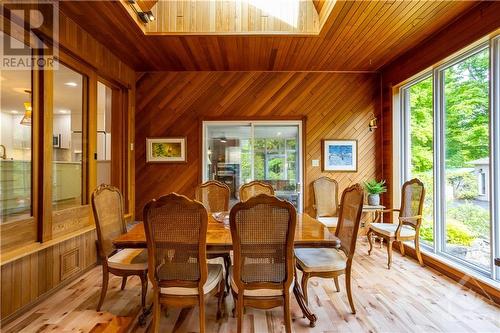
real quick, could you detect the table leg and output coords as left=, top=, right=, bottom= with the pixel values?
left=293, top=267, right=317, bottom=327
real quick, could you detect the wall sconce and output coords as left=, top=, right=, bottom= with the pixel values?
left=369, top=114, right=378, bottom=132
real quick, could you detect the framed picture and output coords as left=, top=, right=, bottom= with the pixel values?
left=321, top=139, right=357, bottom=172
left=146, top=137, right=186, bottom=163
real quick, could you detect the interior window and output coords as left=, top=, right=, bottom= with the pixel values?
left=51, top=62, right=85, bottom=211
left=0, top=57, right=33, bottom=223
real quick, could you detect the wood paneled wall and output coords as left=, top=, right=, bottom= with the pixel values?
left=1, top=230, right=97, bottom=320
left=380, top=1, right=500, bottom=215
left=135, top=72, right=381, bottom=218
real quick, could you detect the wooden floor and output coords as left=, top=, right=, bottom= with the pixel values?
left=3, top=241, right=499, bottom=333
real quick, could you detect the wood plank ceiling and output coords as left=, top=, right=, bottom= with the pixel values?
left=59, top=1, right=480, bottom=71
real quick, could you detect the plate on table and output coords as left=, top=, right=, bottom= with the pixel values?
left=212, top=211, right=230, bottom=227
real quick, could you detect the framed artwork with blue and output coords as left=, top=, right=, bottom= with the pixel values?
left=321, top=139, right=358, bottom=172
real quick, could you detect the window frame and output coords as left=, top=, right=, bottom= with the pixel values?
left=398, top=38, right=499, bottom=281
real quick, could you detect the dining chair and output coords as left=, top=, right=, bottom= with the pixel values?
left=367, top=178, right=425, bottom=269
left=229, top=194, right=296, bottom=333
left=239, top=180, right=274, bottom=202
left=312, top=176, right=340, bottom=229
left=295, top=184, right=364, bottom=314
left=196, top=180, right=231, bottom=291
left=143, top=193, right=225, bottom=333
left=91, top=184, right=148, bottom=311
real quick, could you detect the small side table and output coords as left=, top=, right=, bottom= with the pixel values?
left=360, top=205, right=385, bottom=243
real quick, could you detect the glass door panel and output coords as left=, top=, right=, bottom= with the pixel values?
left=96, top=81, right=112, bottom=185
left=442, top=48, right=491, bottom=270
left=204, top=122, right=302, bottom=210
left=205, top=124, right=252, bottom=205
left=253, top=125, right=300, bottom=209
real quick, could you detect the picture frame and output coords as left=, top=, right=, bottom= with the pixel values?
left=146, top=137, right=186, bottom=163
left=321, top=139, right=358, bottom=172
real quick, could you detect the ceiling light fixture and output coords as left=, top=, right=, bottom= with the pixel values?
left=10, top=110, right=19, bottom=114
left=20, top=90, right=32, bottom=126
left=128, top=0, right=155, bottom=24
left=65, top=81, right=78, bottom=87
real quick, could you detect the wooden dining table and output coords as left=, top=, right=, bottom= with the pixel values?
left=113, top=213, right=340, bottom=327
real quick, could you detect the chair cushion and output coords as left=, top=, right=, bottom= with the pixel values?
left=108, top=249, right=148, bottom=271
left=316, top=216, right=338, bottom=228
left=229, top=266, right=292, bottom=297
left=294, top=248, right=347, bottom=273
left=160, top=264, right=223, bottom=296
left=369, top=223, right=416, bottom=238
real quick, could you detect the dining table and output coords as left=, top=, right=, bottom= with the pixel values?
left=113, top=213, right=340, bottom=327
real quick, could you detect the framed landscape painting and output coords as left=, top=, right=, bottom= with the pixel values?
left=322, top=139, right=357, bottom=172
left=146, top=137, right=186, bottom=163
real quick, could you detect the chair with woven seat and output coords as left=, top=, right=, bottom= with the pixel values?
left=143, top=193, right=225, bottom=333
left=239, top=180, right=274, bottom=202
left=91, top=184, right=148, bottom=311
left=229, top=194, right=296, bottom=333
left=367, top=178, right=425, bottom=269
left=295, top=184, right=364, bottom=314
left=312, top=177, right=340, bottom=229
left=196, top=180, right=231, bottom=291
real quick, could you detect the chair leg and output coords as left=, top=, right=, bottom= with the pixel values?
left=151, top=291, right=161, bottom=333
left=140, top=273, right=148, bottom=309
left=120, top=276, right=127, bottom=290
left=283, top=292, right=292, bottom=333
left=223, top=253, right=231, bottom=292
left=399, top=241, right=405, bottom=257
left=386, top=238, right=393, bottom=269
left=333, top=276, right=340, bottom=292
left=236, top=295, right=244, bottom=333
left=414, top=237, right=424, bottom=266
left=216, top=278, right=225, bottom=320
left=199, top=295, right=206, bottom=333
left=97, top=267, right=109, bottom=311
left=300, top=272, right=310, bottom=305
left=345, top=269, right=356, bottom=314
left=367, top=230, right=374, bottom=255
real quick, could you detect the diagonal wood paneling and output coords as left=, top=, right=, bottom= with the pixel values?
left=135, top=72, right=382, bottom=218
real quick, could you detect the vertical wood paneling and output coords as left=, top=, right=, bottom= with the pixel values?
left=0, top=231, right=97, bottom=321
left=135, top=72, right=382, bottom=219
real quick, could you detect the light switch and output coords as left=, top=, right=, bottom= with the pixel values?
left=312, top=159, right=320, bottom=167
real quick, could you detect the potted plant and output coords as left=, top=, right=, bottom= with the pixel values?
left=364, top=179, right=387, bottom=206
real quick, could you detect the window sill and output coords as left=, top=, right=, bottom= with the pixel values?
left=403, top=242, right=500, bottom=295
left=0, top=225, right=96, bottom=266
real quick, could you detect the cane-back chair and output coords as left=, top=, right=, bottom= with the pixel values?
left=367, top=178, right=425, bottom=269
left=312, top=177, right=340, bottom=229
left=295, top=184, right=364, bottom=314
left=143, top=193, right=225, bottom=333
left=239, top=180, right=274, bottom=202
left=91, top=184, right=148, bottom=311
left=196, top=180, right=231, bottom=291
left=230, top=194, right=296, bottom=333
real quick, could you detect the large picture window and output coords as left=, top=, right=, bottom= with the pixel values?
left=400, top=38, right=500, bottom=281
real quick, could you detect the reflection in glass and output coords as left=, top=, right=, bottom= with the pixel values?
left=52, top=62, right=84, bottom=210
left=0, top=66, right=32, bottom=222
left=96, top=82, right=112, bottom=185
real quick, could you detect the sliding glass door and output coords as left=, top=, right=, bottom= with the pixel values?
left=203, top=121, right=302, bottom=211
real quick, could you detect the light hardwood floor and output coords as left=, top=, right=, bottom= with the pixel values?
left=2, top=242, right=499, bottom=333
